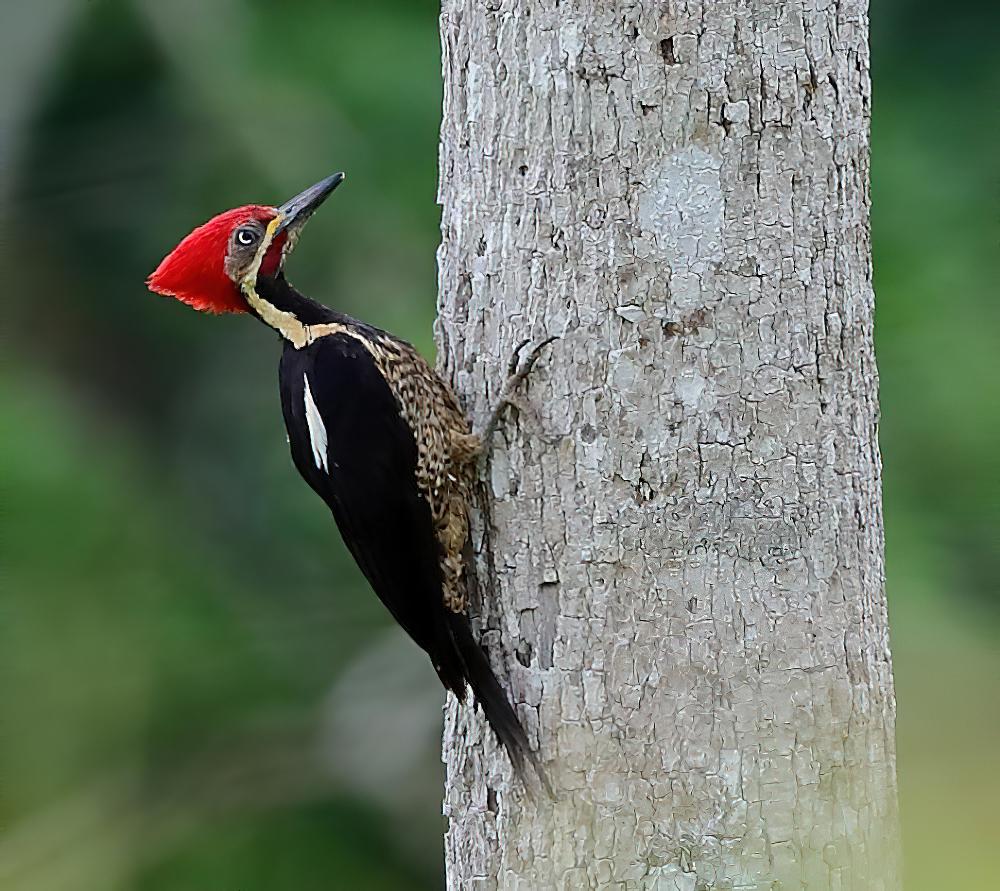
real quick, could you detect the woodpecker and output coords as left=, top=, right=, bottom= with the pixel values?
left=148, top=173, right=551, bottom=786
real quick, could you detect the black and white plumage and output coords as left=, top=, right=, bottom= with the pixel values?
left=148, top=174, right=550, bottom=787
left=267, top=277, right=539, bottom=781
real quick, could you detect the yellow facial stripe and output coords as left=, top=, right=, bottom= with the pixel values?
left=240, top=213, right=285, bottom=291
left=238, top=212, right=313, bottom=347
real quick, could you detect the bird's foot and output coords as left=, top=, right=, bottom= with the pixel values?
left=478, top=337, right=558, bottom=451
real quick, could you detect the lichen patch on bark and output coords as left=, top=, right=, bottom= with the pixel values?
left=638, top=146, right=724, bottom=310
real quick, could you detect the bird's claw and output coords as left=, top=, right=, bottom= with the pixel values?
left=507, top=338, right=532, bottom=379
left=502, top=395, right=559, bottom=444
left=477, top=336, right=559, bottom=453
left=500, top=393, right=534, bottom=425
left=506, top=336, right=558, bottom=388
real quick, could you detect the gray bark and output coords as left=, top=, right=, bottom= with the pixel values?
left=435, top=1, right=899, bottom=888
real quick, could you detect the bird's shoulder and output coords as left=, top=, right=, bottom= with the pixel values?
left=304, top=317, right=473, bottom=440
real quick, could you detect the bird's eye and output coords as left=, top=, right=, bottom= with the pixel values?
left=236, top=227, right=258, bottom=246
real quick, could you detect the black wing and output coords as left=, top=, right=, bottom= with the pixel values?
left=277, top=333, right=545, bottom=786
left=279, top=333, right=443, bottom=655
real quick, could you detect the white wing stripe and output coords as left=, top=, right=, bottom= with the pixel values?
left=302, top=373, right=329, bottom=473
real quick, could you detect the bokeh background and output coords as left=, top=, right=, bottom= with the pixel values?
left=2, top=1, right=996, bottom=888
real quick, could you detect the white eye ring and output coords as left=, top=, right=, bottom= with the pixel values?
left=236, top=228, right=257, bottom=246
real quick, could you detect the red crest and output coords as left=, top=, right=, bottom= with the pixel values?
left=147, top=205, right=286, bottom=314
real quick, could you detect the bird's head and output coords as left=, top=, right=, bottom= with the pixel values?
left=147, top=172, right=345, bottom=313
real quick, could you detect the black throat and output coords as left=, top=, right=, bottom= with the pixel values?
left=251, top=273, right=339, bottom=328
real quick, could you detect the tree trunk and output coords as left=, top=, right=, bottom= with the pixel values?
left=435, top=1, right=899, bottom=887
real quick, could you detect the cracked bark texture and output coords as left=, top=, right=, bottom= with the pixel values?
left=435, top=1, right=899, bottom=888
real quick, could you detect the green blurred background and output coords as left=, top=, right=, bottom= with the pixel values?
left=1, top=1, right=996, bottom=888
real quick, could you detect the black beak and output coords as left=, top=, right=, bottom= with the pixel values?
left=275, top=172, right=345, bottom=234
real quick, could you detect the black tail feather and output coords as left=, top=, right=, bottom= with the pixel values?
left=442, top=611, right=551, bottom=795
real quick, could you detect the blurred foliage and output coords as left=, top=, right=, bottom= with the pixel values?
left=1, top=0, right=996, bottom=888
